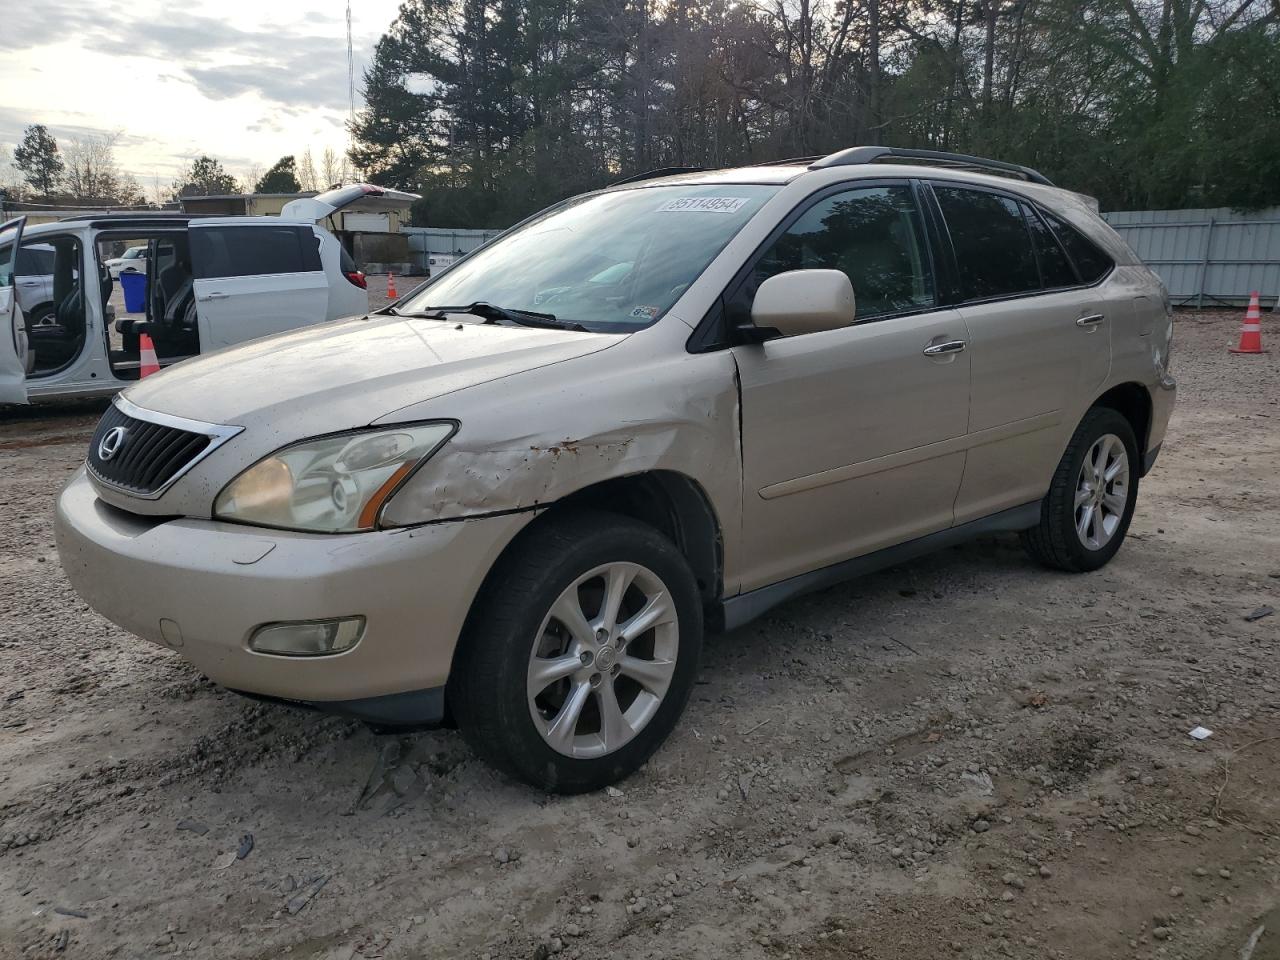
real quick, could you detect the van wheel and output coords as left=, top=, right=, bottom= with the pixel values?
left=28, top=304, right=56, bottom=328
left=450, top=510, right=703, bottom=794
left=1020, top=407, right=1139, bottom=572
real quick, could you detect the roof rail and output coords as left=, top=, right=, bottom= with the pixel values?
left=809, top=146, right=1053, bottom=186
left=610, top=166, right=706, bottom=187
left=57, top=211, right=190, bottom=223
left=753, top=156, right=822, bottom=167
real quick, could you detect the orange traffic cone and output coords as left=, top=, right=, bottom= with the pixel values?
left=139, top=331, right=161, bottom=378
left=386, top=272, right=399, bottom=298
left=1229, top=291, right=1268, bottom=354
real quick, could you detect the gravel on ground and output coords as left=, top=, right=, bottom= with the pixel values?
left=0, top=307, right=1277, bottom=960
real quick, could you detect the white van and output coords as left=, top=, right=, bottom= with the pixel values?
left=0, top=184, right=417, bottom=404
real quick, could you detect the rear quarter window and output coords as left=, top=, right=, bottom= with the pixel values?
left=1042, top=210, right=1113, bottom=283
left=1022, top=203, right=1079, bottom=288
left=190, top=226, right=322, bottom=280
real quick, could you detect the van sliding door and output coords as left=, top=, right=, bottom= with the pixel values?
left=188, top=221, right=328, bottom=352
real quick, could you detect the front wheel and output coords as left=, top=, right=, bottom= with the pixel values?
left=450, top=510, right=703, bottom=793
left=1020, top=407, right=1139, bottom=572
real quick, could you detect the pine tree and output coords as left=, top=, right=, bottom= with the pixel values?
left=13, top=124, right=64, bottom=196
left=255, top=156, right=301, bottom=193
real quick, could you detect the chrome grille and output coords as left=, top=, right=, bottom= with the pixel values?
left=85, top=398, right=239, bottom=498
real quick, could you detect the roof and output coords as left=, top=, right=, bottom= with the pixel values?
left=179, top=192, right=321, bottom=202
left=611, top=145, right=1057, bottom=191
left=28, top=213, right=192, bottom=231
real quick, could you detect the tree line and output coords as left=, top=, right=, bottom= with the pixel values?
left=349, top=0, right=1280, bottom=228
left=4, top=126, right=353, bottom=206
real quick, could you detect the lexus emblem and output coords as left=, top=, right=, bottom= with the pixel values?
left=98, top=426, right=129, bottom=462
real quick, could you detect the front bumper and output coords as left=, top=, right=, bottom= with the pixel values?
left=54, top=468, right=531, bottom=717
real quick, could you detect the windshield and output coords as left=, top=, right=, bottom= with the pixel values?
left=399, top=183, right=779, bottom=331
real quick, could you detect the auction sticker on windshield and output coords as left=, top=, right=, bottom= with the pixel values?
left=657, top=197, right=750, bottom=214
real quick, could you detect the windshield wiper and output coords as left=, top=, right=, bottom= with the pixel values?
left=399, top=301, right=590, bottom=332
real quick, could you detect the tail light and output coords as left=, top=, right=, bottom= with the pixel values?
left=345, top=270, right=367, bottom=289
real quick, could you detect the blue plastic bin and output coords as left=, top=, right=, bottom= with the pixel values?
left=120, top=272, right=147, bottom=313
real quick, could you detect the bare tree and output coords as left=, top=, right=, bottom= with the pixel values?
left=148, top=171, right=168, bottom=206
left=321, top=147, right=351, bottom=188
left=63, top=132, right=140, bottom=204
left=297, top=148, right=319, bottom=192
left=243, top=162, right=263, bottom=192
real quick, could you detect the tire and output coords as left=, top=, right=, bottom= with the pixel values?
left=28, top=304, right=56, bottom=328
left=449, top=509, right=703, bottom=793
left=1020, top=406, right=1139, bottom=572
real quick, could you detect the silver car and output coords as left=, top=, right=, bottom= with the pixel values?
left=52, top=147, right=1175, bottom=793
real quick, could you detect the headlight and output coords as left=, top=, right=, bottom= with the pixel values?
left=214, top=423, right=454, bottom=532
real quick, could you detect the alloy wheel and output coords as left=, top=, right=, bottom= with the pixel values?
left=527, top=562, right=679, bottom=759
left=1074, top=432, right=1130, bottom=551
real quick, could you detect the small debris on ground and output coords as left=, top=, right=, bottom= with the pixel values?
left=287, top=876, right=329, bottom=915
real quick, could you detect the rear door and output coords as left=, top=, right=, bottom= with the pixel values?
left=928, top=184, right=1112, bottom=523
left=279, top=183, right=420, bottom=224
left=0, top=217, right=29, bottom=404
left=188, top=221, right=328, bottom=351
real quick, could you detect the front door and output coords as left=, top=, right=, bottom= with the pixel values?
left=0, top=217, right=29, bottom=404
left=732, top=184, right=971, bottom=592
left=189, top=221, right=328, bottom=351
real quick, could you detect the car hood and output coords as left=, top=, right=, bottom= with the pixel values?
left=122, top=313, right=623, bottom=437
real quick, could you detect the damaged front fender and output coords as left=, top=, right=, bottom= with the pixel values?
left=375, top=335, right=742, bottom=568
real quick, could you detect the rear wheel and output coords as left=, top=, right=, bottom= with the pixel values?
left=450, top=510, right=703, bottom=793
left=1020, top=407, right=1139, bottom=572
left=28, top=304, right=56, bottom=328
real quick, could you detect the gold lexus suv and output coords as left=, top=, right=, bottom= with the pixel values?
left=55, top=147, right=1176, bottom=793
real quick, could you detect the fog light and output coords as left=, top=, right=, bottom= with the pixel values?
left=248, top=617, right=365, bottom=657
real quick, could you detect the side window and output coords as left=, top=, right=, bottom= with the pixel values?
left=1041, top=210, right=1113, bottom=283
left=1021, top=203, right=1078, bottom=288
left=190, top=226, right=321, bottom=280
left=934, top=186, right=1039, bottom=300
left=752, top=185, right=935, bottom=320
left=16, top=246, right=55, bottom=276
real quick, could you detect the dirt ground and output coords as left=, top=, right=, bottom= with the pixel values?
left=0, top=308, right=1277, bottom=960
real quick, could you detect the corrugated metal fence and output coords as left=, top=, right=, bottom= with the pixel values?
left=1102, top=207, right=1280, bottom=308
left=403, top=227, right=503, bottom=273
left=403, top=212, right=1280, bottom=307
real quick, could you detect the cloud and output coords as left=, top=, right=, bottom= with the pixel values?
left=0, top=105, right=156, bottom=151
left=187, top=63, right=352, bottom=111
left=6, top=3, right=383, bottom=114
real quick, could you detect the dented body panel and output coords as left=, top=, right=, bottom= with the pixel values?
left=373, top=318, right=745, bottom=589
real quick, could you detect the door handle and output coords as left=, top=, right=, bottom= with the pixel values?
left=923, top=339, right=967, bottom=356
left=1076, top=313, right=1105, bottom=327
left=198, top=291, right=229, bottom=302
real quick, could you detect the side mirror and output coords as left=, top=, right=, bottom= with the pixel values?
left=749, top=269, right=855, bottom=338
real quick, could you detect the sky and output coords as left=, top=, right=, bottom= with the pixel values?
left=0, top=0, right=404, bottom=191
